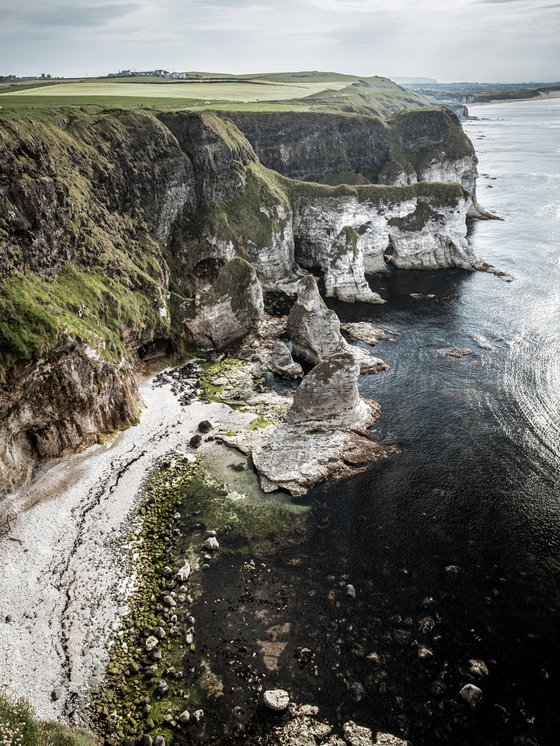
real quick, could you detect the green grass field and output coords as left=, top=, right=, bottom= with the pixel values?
left=0, top=71, right=429, bottom=117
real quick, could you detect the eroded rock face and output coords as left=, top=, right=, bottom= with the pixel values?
left=286, top=276, right=389, bottom=376
left=268, top=341, right=304, bottom=380
left=185, top=257, right=264, bottom=350
left=0, top=335, right=140, bottom=496
left=293, top=185, right=478, bottom=302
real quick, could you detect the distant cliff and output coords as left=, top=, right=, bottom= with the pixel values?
left=0, top=105, right=488, bottom=493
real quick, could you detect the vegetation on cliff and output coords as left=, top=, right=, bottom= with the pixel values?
left=0, top=695, right=95, bottom=746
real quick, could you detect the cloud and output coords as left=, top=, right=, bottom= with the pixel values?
left=0, top=0, right=558, bottom=82
left=1, top=3, right=140, bottom=29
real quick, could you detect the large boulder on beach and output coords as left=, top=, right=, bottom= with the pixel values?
left=186, top=257, right=264, bottom=350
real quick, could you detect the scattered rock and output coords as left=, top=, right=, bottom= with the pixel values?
left=193, top=709, right=204, bottom=722
left=176, top=561, right=191, bottom=583
left=460, top=683, right=483, bottom=707
left=468, top=659, right=489, bottom=677
left=202, top=536, right=220, bottom=551
left=190, top=434, right=203, bottom=449
left=162, top=595, right=176, bottom=608
left=418, top=645, right=434, bottom=659
left=145, top=635, right=159, bottom=651
left=346, top=584, right=356, bottom=599
left=178, top=710, right=191, bottom=724
left=158, top=680, right=169, bottom=696
left=198, top=420, right=213, bottom=433
left=263, top=689, right=290, bottom=711
left=439, top=347, right=473, bottom=358
left=343, top=721, right=374, bottom=746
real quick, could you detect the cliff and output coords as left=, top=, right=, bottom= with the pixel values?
left=0, top=104, right=489, bottom=493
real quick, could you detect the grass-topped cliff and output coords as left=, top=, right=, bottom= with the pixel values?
left=0, top=104, right=474, bottom=379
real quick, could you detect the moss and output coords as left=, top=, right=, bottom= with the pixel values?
left=388, top=200, right=445, bottom=232
left=92, top=455, right=306, bottom=743
left=248, top=415, right=275, bottom=431
left=192, top=161, right=290, bottom=251
left=288, top=177, right=465, bottom=210
left=0, top=265, right=168, bottom=377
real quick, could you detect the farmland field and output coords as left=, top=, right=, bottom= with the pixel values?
left=2, top=79, right=349, bottom=102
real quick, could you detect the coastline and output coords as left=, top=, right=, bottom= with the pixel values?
left=468, top=90, right=560, bottom=107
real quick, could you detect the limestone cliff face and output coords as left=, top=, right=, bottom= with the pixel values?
left=229, top=107, right=480, bottom=198
left=292, top=182, right=476, bottom=302
left=0, top=109, right=195, bottom=279
left=0, top=335, right=139, bottom=496
left=185, top=257, right=264, bottom=350
left=160, top=112, right=298, bottom=289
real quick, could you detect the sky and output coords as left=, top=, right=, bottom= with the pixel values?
left=0, top=0, right=559, bottom=83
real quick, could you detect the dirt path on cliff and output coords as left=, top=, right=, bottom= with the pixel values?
left=0, top=374, right=244, bottom=726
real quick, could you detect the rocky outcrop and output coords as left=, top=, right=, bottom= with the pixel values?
left=250, top=353, right=391, bottom=495
left=0, top=105, right=496, bottom=493
left=185, top=257, right=264, bottom=350
left=268, top=341, right=303, bottom=379
left=0, top=335, right=139, bottom=496
left=287, top=276, right=347, bottom=364
left=286, top=275, right=388, bottom=374
left=285, top=353, right=374, bottom=429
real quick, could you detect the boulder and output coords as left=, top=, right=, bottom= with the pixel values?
left=186, top=257, right=264, bottom=350
left=459, top=683, right=483, bottom=707
left=263, top=689, right=290, bottom=711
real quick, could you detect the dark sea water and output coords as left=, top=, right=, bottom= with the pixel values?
left=306, top=98, right=560, bottom=745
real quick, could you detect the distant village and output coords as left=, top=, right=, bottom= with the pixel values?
left=107, top=69, right=190, bottom=79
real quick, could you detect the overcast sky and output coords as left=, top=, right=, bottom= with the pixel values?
left=0, top=0, right=558, bottom=82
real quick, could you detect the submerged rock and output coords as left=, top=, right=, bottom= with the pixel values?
left=460, top=683, right=483, bottom=707
left=186, top=257, right=264, bottom=350
left=263, top=689, right=290, bottom=711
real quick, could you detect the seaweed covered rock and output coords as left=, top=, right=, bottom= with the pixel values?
left=186, top=257, right=264, bottom=350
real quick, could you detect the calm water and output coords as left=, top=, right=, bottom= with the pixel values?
left=307, top=99, right=560, bottom=745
